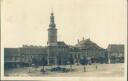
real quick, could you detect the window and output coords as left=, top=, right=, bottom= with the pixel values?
left=15, top=57, right=17, bottom=61
left=12, top=57, right=15, bottom=61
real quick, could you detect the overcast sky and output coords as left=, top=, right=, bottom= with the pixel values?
left=1, top=0, right=127, bottom=48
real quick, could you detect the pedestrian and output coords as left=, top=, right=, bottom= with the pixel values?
left=84, top=65, right=86, bottom=72
left=96, top=65, right=98, bottom=70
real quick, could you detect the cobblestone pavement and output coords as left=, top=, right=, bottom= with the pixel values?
left=4, top=63, right=124, bottom=77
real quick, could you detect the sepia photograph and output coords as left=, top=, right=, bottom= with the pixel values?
left=1, top=0, right=127, bottom=81
left=0, top=79, right=126, bottom=81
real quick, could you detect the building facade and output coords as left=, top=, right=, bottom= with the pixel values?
left=73, top=38, right=108, bottom=64
left=19, top=45, right=48, bottom=66
left=4, top=12, right=124, bottom=68
left=4, top=48, right=21, bottom=68
left=107, top=44, right=124, bottom=63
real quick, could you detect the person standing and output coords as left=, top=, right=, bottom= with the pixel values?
left=96, top=65, right=98, bottom=70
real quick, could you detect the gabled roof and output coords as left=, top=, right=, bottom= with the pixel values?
left=75, top=38, right=104, bottom=50
left=107, top=44, right=124, bottom=53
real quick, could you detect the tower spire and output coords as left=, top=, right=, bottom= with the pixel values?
left=49, top=8, right=56, bottom=27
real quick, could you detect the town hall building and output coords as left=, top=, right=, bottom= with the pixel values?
left=4, top=11, right=124, bottom=68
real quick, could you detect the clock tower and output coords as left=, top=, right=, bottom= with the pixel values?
left=47, top=11, right=58, bottom=65
left=48, top=11, right=57, bottom=46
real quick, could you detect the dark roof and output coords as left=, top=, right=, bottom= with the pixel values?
left=107, top=44, right=124, bottom=53
left=20, top=47, right=47, bottom=55
left=75, top=38, right=104, bottom=50
left=22, top=45, right=46, bottom=48
left=57, top=41, right=68, bottom=47
left=4, top=48, right=20, bottom=57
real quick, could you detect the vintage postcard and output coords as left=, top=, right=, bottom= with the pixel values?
left=1, top=0, right=127, bottom=81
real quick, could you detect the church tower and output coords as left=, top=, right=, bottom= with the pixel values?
left=47, top=11, right=57, bottom=46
